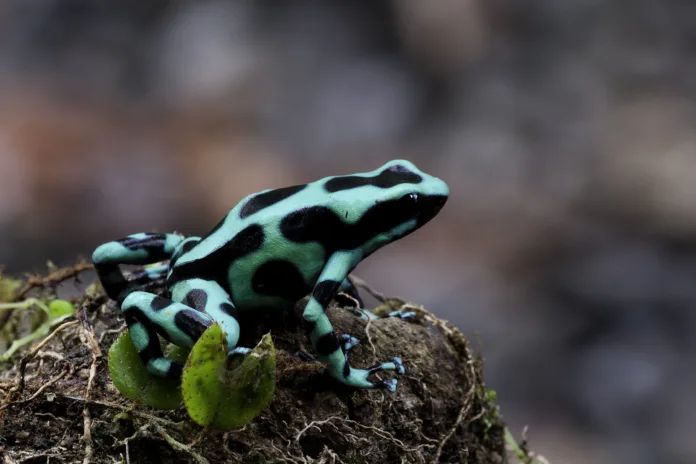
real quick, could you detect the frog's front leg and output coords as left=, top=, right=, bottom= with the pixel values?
left=303, top=252, right=405, bottom=391
left=93, top=233, right=185, bottom=302
left=121, top=278, right=247, bottom=377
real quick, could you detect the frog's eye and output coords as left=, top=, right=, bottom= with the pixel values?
left=388, top=192, right=421, bottom=221
left=401, top=193, right=419, bottom=206
left=393, top=193, right=419, bottom=214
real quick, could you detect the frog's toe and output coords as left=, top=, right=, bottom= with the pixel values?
left=343, top=367, right=401, bottom=391
left=366, top=357, right=406, bottom=377
left=347, top=357, right=406, bottom=391
left=392, top=356, right=405, bottom=375
left=346, top=308, right=375, bottom=320
left=381, top=378, right=397, bottom=393
left=347, top=308, right=415, bottom=321
left=228, top=347, right=251, bottom=358
left=388, top=310, right=416, bottom=320
left=340, top=333, right=360, bottom=352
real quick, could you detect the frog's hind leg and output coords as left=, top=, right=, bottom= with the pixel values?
left=169, top=278, right=248, bottom=357
left=122, top=278, right=249, bottom=378
left=93, top=233, right=187, bottom=302
left=121, top=290, right=214, bottom=378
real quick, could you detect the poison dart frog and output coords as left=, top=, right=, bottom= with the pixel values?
left=93, top=160, right=448, bottom=392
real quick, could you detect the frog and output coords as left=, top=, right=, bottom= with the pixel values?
left=92, top=159, right=449, bottom=392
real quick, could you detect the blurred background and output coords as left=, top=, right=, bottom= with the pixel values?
left=1, top=1, right=695, bottom=462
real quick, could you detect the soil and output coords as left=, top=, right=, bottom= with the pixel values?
left=0, top=270, right=506, bottom=463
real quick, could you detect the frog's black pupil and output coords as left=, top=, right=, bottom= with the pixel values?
left=398, top=193, right=418, bottom=213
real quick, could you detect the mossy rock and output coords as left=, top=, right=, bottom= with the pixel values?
left=0, top=275, right=506, bottom=463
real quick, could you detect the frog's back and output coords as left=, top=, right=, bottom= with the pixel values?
left=223, top=185, right=335, bottom=310
left=167, top=159, right=449, bottom=310
left=167, top=181, right=333, bottom=310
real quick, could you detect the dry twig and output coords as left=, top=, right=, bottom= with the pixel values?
left=0, top=319, right=79, bottom=417
left=81, top=315, right=103, bottom=464
left=0, top=260, right=94, bottom=331
left=16, top=260, right=94, bottom=301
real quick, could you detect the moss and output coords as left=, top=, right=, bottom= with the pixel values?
left=0, top=273, right=21, bottom=303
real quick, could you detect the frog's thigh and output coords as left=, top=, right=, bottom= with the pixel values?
left=121, top=290, right=214, bottom=377
left=170, top=278, right=242, bottom=352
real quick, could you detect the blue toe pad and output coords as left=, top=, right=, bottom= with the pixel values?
left=383, top=378, right=397, bottom=393
left=392, top=357, right=405, bottom=375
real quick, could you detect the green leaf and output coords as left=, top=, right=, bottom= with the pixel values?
left=213, top=333, right=276, bottom=430
left=181, top=326, right=277, bottom=430
left=165, top=343, right=191, bottom=363
left=0, top=299, right=75, bottom=361
left=108, top=331, right=182, bottom=410
left=181, top=323, right=228, bottom=426
left=47, top=300, right=75, bottom=320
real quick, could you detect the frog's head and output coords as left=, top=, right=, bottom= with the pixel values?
left=326, top=159, right=449, bottom=253
left=374, top=159, right=449, bottom=229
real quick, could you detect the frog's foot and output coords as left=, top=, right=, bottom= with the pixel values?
left=225, top=346, right=252, bottom=370
left=228, top=347, right=251, bottom=358
left=128, top=263, right=169, bottom=288
left=387, top=310, right=416, bottom=320
left=339, top=333, right=359, bottom=352
left=334, top=333, right=405, bottom=392
left=341, top=358, right=405, bottom=392
left=297, top=334, right=404, bottom=391
left=93, top=232, right=185, bottom=302
left=347, top=308, right=416, bottom=322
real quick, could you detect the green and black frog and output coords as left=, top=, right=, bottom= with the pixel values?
left=93, top=160, right=448, bottom=392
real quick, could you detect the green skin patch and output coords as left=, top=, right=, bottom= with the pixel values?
left=93, top=159, right=449, bottom=392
